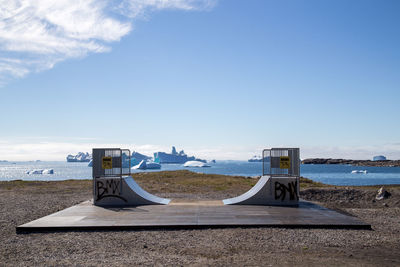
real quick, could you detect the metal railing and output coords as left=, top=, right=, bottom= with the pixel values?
left=262, top=148, right=300, bottom=177
left=92, top=148, right=131, bottom=202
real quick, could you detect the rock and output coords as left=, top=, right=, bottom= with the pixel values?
left=376, top=187, right=391, bottom=200
left=301, top=158, right=400, bottom=167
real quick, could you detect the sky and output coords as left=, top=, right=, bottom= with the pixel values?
left=0, top=0, right=399, bottom=161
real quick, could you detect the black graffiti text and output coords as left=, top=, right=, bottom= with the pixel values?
left=96, top=179, right=127, bottom=202
left=274, top=181, right=298, bottom=201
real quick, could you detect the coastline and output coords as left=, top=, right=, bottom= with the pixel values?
left=1, top=171, right=399, bottom=266
left=302, top=158, right=400, bottom=167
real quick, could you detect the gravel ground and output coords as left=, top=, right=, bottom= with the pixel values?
left=1, top=179, right=400, bottom=266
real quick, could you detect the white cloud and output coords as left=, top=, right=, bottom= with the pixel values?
left=0, top=0, right=216, bottom=85
left=115, top=0, right=216, bottom=18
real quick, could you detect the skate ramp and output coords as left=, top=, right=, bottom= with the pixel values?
left=94, top=176, right=170, bottom=206
left=223, top=175, right=299, bottom=206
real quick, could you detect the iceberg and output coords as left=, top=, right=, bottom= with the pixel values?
left=351, top=170, right=368, bottom=174
left=248, top=155, right=262, bottom=162
left=88, top=152, right=153, bottom=168
left=42, top=169, right=54, bottom=174
left=154, top=146, right=206, bottom=164
left=26, top=169, right=54, bottom=175
left=132, top=160, right=147, bottom=170
left=131, top=151, right=151, bottom=166
left=183, top=161, right=211, bottom=168
left=67, top=152, right=91, bottom=162
left=132, top=160, right=161, bottom=170
left=248, top=155, right=271, bottom=162
left=145, top=162, right=162, bottom=169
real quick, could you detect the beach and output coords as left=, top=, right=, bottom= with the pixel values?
left=1, top=171, right=400, bottom=266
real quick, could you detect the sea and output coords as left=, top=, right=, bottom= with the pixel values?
left=1, top=161, right=400, bottom=186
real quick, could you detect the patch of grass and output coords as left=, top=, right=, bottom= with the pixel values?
left=0, top=179, right=92, bottom=192
left=133, top=170, right=258, bottom=194
left=134, top=170, right=332, bottom=194
left=4, top=171, right=397, bottom=196
left=300, top=176, right=330, bottom=189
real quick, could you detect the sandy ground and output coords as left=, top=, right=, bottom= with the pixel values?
left=1, top=174, right=400, bottom=266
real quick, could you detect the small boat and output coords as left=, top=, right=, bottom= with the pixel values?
left=351, top=170, right=368, bottom=174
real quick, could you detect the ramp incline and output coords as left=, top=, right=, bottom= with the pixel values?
left=94, top=176, right=170, bottom=206
left=223, top=175, right=299, bottom=206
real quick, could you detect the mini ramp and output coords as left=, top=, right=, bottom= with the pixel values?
left=223, top=148, right=300, bottom=206
left=17, top=147, right=372, bottom=231
left=92, top=148, right=170, bottom=207
left=95, top=176, right=170, bottom=206
left=92, top=148, right=301, bottom=207
left=223, top=175, right=299, bottom=206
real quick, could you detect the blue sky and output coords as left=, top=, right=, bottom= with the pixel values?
left=1, top=0, right=399, bottom=160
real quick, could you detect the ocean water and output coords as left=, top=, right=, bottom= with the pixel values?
left=0, top=161, right=400, bottom=186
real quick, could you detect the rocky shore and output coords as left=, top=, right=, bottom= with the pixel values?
left=1, top=171, right=399, bottom=266
left=302, top=158, right=400, bottom=167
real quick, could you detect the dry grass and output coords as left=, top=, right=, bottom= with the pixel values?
left=299, top=176, right=330, bottom=188
left=0, top=179, right=92, bottom=193
left=2, top=170, right=399, bottom=195
left=133, top=170, right=257, bottom=195
left=1, top=171, right=400, bottom=266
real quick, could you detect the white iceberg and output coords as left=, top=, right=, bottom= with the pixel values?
left=131, top=160, right=161, bottom=170
left=42, top=169, right=54, bottom=174
left=67, top=152, right=91, bottom=162
left=26, top=169, right=54, bottom=175
left=183, top=161, right=211, bottom=168
left=351, top=170, right=367, bottom=174
left=132, top=160, right=146, bottom=170
left=145, top=162, right=162, bottom=169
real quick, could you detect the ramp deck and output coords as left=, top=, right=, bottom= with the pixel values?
left=17, top=200, right=370, bottom=232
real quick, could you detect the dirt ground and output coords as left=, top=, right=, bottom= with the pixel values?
left=0, top=171, right=399, bottom=266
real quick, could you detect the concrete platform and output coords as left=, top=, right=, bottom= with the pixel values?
left=17, top=200, right=371, bottom=232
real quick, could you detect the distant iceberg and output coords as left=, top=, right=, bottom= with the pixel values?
left=248, top=155, right=262, bottom=162
left=373, top=155, right=386, bottom=161
left=145, top=162, right=162, bottom=169
left=131, top=151, right=152, bottom=166
left=42, top=169, right=54, bottom=174
left=132, top=160, right=161, bottom=170
left=67, top=152, right=91, bottom=162
left=248, top=155, right=270, bottom=162
left=87, top=152, right=153, bottom=168
left=154, top=146, right=206, bottom=164
left=26, top=169, right=54, bottom=175
left=351, top=170, right=368, bottom=174
left=183, top=161, right=211, bottom=168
